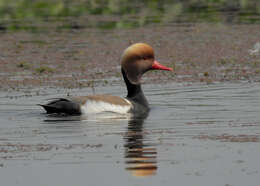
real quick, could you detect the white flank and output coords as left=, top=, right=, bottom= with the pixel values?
left=80, top=99, right=132, bottom=114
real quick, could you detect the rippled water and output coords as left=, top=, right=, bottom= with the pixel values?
left=0, top=82, right=260, bottom=186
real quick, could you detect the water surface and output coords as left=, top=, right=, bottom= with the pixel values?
left=0, top=82, right=260, bottom=186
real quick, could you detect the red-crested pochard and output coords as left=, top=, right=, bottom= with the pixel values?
left=39, top=43, right=173, bottom=115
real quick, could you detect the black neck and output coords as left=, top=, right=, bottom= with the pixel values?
left=122, top=68, right=149, bottom=108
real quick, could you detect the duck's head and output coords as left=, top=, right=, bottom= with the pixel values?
left=121, top=43, right=173, bottom=84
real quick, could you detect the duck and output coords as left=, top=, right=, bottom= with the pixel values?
left=39, top=43, right=173, bottom=115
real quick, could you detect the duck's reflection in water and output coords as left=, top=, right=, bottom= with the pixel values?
left=124, top=113, right=157, bottom=177
left=43, top=112, right=157, bottom=177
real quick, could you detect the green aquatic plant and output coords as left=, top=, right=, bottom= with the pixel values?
left=0, top=0, right=259, bottom=31
left=204, top=71, right=209, bottom=77
left=16, top=61, right=30, bottom=69
left=35, top=66, right=54, bottom=74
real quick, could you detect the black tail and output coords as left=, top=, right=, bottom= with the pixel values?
left=38, top=98, right=81, bottom=115
left=38, top=104, right=62, bottom=114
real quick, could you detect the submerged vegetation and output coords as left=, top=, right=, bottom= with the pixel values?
left=0, top=0, right=259, bottom=31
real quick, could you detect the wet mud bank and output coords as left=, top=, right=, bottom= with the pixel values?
left=0, top=23, right=260, bottom=91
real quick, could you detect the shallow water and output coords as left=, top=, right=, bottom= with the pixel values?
left=0, top=82, right=260, bottom=186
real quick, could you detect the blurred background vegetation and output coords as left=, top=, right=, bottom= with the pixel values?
left=0, top=0, right=259, bottom=31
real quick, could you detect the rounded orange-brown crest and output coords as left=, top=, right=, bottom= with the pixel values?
left=121, top=43, right=155, bottom=84
left=121, top=43, right=154, bottom=63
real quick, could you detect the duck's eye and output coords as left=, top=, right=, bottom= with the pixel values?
left=143, top=55, right=153, bottom=60
left=143, top=56, right=150, bottom=60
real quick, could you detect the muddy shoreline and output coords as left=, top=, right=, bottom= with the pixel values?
left=0, top=23, right=260, bottom=91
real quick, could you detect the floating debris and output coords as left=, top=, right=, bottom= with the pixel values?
left=249, top=42, right=260, bottom=55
